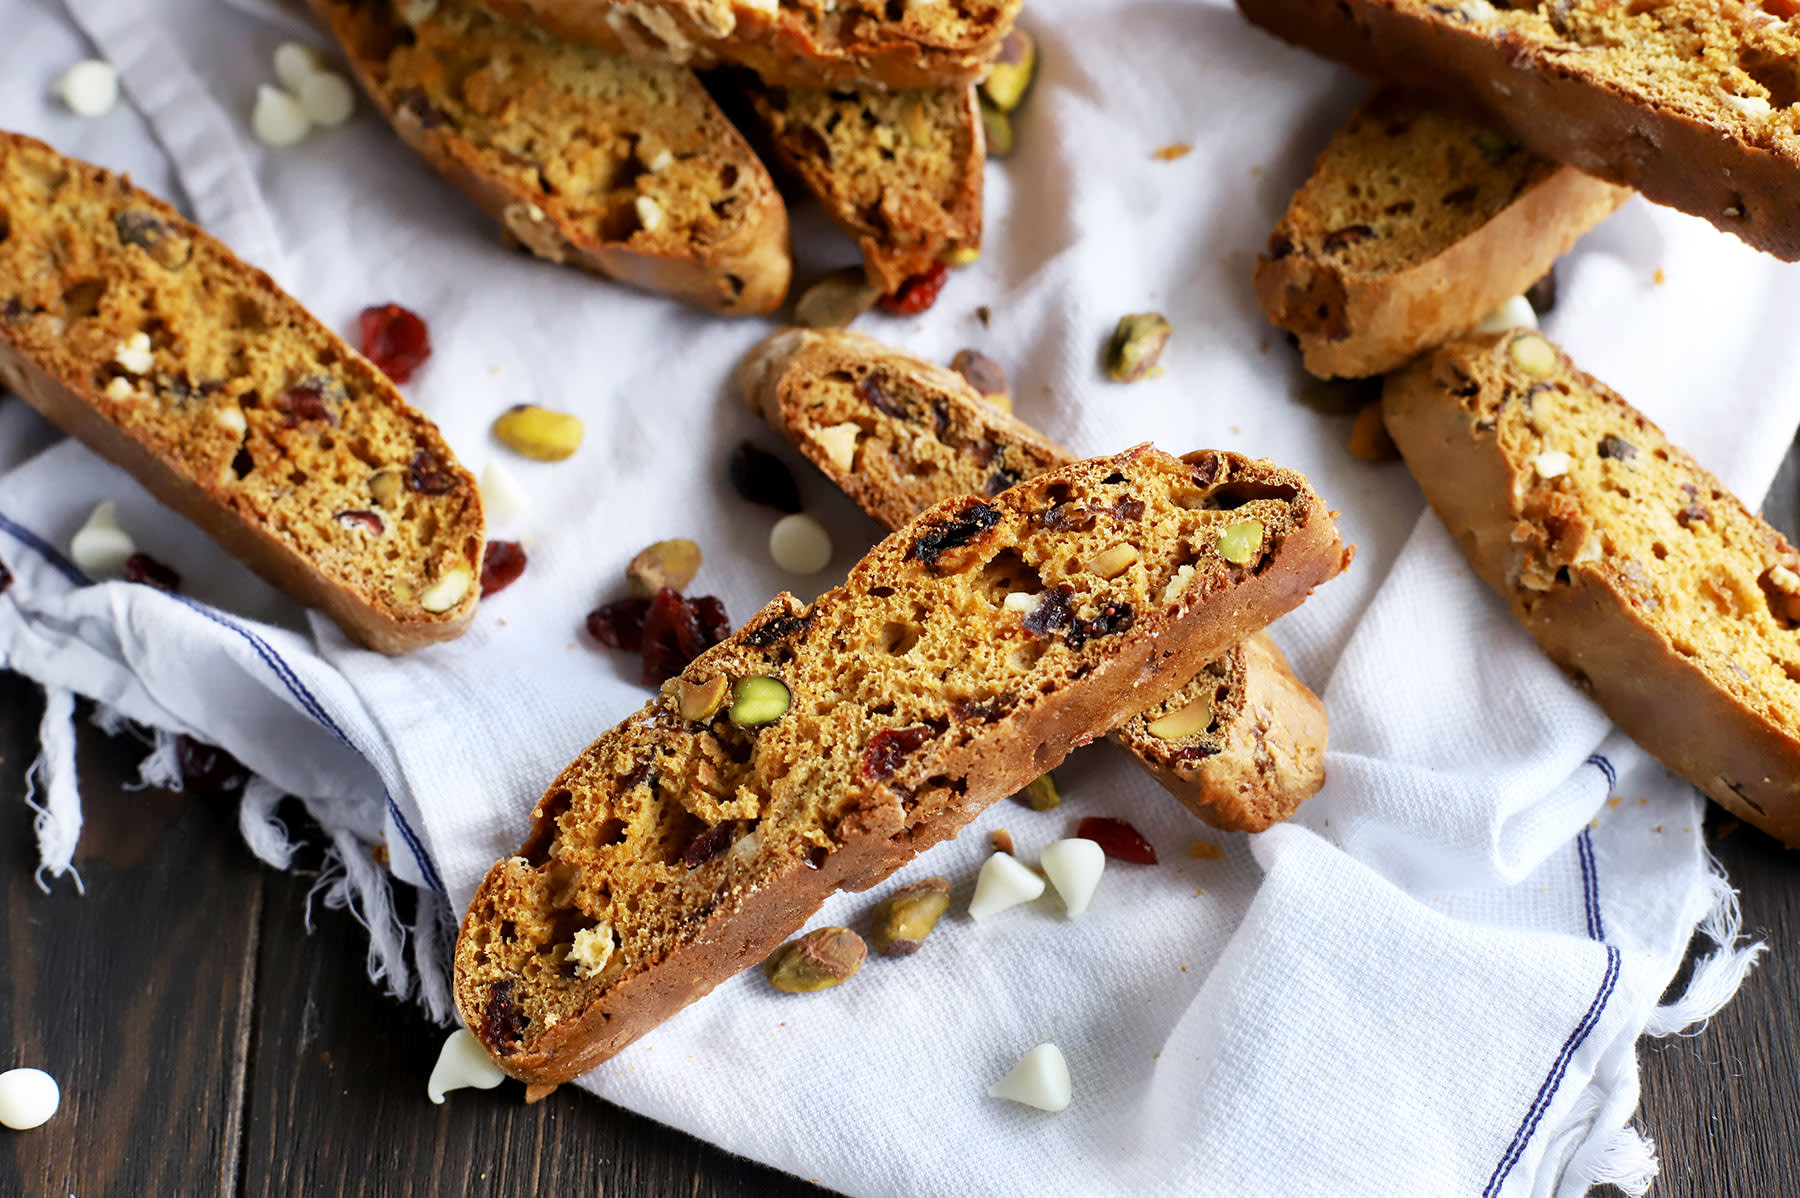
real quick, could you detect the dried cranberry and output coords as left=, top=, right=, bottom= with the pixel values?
left=1077, top=817, right=1158, bottom=865
left=586, top=597, right=652, bottom=651
left=1031, top=503, right=1096, bottom=533
left=1067, top=600, right=1134, bottom=652
left=910, top=503, right=1000, bottom=569
left=177, top=735, right=249, bottom=799
left=951, top=694, right=1014, bottom=722
left=744, top=612, right=809, bottom=649
left=729, top=443, right=803, bottom=513
left=480, top=540, right=527, bottom=597
left=689, top=594, right=732, bottom=647
left=639, top=588, right=731, bottom=685
left=123, top=552, right=181, bottom=593
left=358, top=303, right=431, bottom=383
left=878, top=262, right=949, bottom=315
left=1022, top=585, right=1075, bottom=637
left=855, top=371, right=909, bottom=420
left=335, top=510, right=384, bottom=535
left=0, top=555, right=11, bottom=594
left=862, top=724, right=938, bottom=781
left=985, top=469, right=1021, bottom=497
left=1112, top=496, right=1146, bottom=522
left=275, top=377, right=342, bottom=425
left=1321, top=224, right=1375, bottom=252
left=1597, top=434, right=1636, bottom=462
left=407, top=449, right=458, bottom=495
left=480, top=979, right=527, bottom=1050
left=682, top=820, right=737, bottom=868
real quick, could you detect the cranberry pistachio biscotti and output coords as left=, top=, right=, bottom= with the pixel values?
left=0, top=132, right=482, bottom=653
left=455, top=446, right=1350, bottom=1082
left=738, top=327, right=1331, bottom=832
left=1384, top=331, right=1800, bottom=845
left=1256, top=90, right=1629, bottom=378
left=315, top=0, right=790, bottom=316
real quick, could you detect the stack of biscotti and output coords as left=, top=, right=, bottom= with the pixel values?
left=1236, top=0, right=1800, bottom=259
left=1385, top=329, right=1800, bottom=846
left=315, top=0, right=791, bottom=315
left=0, top=132, right=483, bottom=653
left=454, top=445, right=1349, bottom=1083
left=1256, top=90, right=1629, bottom=378
left=739, top=327, right=1331, bottom=833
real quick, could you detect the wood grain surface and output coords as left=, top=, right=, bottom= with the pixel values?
left=2, top=463, right=1798, bottom=1196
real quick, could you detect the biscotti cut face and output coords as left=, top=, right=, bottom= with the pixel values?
left=1384, top=331, right=1800, bottom=846
left=474, top=0, right=1020, bottom=90
left=1236, top=0, right=1800, bottom=260
left=737, top=327, right=1331, bottom=831
left=738, top=81, right=982, bottom=293
left=315, top=0, right=790, bottom=316
left=455, top=446, right=1349, bottom=1082
left=1255, top=90, right=1629, bottom=379
left=0, top=133, right=482, bottom=653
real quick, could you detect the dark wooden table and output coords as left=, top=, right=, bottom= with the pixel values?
left=5, top=465, right=1800, bottom=1196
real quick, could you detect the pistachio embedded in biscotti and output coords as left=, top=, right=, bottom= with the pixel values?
left=493, top=404, right=584, bottom=461
left=981, top=29, right=1037, bottom=113
left=945, top=246, right=981, bottom=268
left=419, top=562, right=473, bottom=612
left=729, top=676, right=790, bottom=726
left=1216, top=519, right=1265, bottom=565
left=980, top=103, right=1014, bottom=158
left=763, top=927, right=866, bottom=992
left=1104, top=313, right=1172, bottom=383
left=868, top=876, right=952, bottom=956
left=672, top=674, right=730, bottom=722
left=628, top=538, right=702, bottom=598
left=1146, top=691, right=1215, bottom=740
left=114, top=209, right=193, bottom=271
left=1087, top=544, right=1138, bottom=579
left=369, top=467, right=404, bottom=508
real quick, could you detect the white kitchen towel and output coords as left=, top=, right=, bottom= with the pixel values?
left=0, top=0, right=1780, bottom=1192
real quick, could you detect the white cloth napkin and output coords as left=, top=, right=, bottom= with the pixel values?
left=1, top=0, right=1779, bottom=1192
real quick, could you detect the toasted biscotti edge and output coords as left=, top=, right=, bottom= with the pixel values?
left=1235, top=0, right=1800, bottom=261
left=0, top=134, right=482, bottom=653
left=1255, top=155, right=1629, bottom=379
left=456, top=447, right=1351, bottom=1083
left=1113, top=630, right=1328, bottom=832
left=314, top=0, right=791, bottom=316
left=1383, top=333, right=1800, bottom=845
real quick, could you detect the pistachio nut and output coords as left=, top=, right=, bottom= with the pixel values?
left=764, top=926, right=866, bottom=992
left=492, top=404, right=584, bottom=461
left=1104, top=312, right=1172, bottom=383
left=419, top=562, right=473, bottom=612
left=868, top=876, right=953, bottom=956
left=1020, top=772, right=1061, bottom=811
left=1216, top=518, right=1265, bottom=566
left=1146, top=691, right=1214, bottom=741
left=980, top=103, right=1014, bottom=158
left=674, top=674, right=730, bottom=722
left=981, top=29, right=1037, bottom=113
left=729, top=676, right=790, bottom=726
left=628, top=538, right=702, bottom=598
left=794, top=267, right=882, bottom=329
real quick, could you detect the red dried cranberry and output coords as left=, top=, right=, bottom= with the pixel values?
left=639, top=587, right=731, bottom=685
left=1021, top=585, right=1075, bottom=637
left=123, top=552, right=181, bottom=593
left=878, top=262, right=949, bottom=315
left=586, top=597, right=651, bottom=651
left=1066, top=600, right=1134, bottom=652
left=176, top=735, right=249, bottom=799
left=358, top=303, right=431, bottom=383
left=480, top=979, right=526, bottom=1050
left=862, top=724, right=938, bottom=781
left=480, top=540, right=527, bottom=597
left=1076, top=817, right=1158, bottom=865
left=335, top=510, right=384, bottom=535
left=728, top=443, right=803, bottom=513
left=689, top=594, right=732, bottom=647
left=1112, top=496, right=1146, bottom=522
left=682, top=820, right=737, bottom=868
left=854, top=371, right=909, bottom=421
left=407, top=449, right=457, bottom=495
left=910, top=503, right=1000, bottom=569
left=276, top=378, right=341, bottom=426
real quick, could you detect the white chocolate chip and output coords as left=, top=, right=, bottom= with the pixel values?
left=252, top=84, right=311, bottom=147
left=299, top=72, right=355, bottom=127
left=567, top=923, right=614, bottom=978
left=69, top=499, right=136, bottom=577
left=480, top=460, right=531, bottom=524
left=427, top=1029, right=506, bottom=1104
left=54, top=60, right=119, bottom=118
left=1532, top=450, right=1572, bottom=479
left=419, top=563, right=473, bottom=612
left=1003, top=591, right=1036, bottom=614
left=1162, top=563, right=1196, bottom=604
left=0, top=1068, right=60, bottom=1130
left=770, top=513, right=832, bottom=575
left=215, top=405, right=248, bottom=434
left=1038, top=838, right=1106, bottom=918
left=812, top=421, right=860, bottom=474
left=1508, top=332, right=1557, bottom=378
left=1475, top=295, right=1538, bottom=335
left=967, top=851, right=1045, bottom=920
left=989, top=1043, right=1071, bottom=1113
left=104, top=377, right=137, bottom=402
left=273, top=41, right=327, bottom=91
left=1721, top=91, right=1773, bottom=118
left=113, top=332, right=154, bottom=375
left=634, top=195, right=665, bottom=233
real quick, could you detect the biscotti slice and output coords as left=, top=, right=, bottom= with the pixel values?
left=474, top=0, right=1019, bottom=90
left=1384, top=331, right=1800, bottom=846
left=737, top=327, right=1331, bottom=831
left=0, top=132, right=482, bottom=653
left=1255, top=90, right=1629, bottom=379
left=455, top=446, right=1350, bottom=1082
left=1236, top=0, right=1800, bottom=260
left=314, top=0, right=790, bottom=316
left=736, top=81, right=982, bottom=293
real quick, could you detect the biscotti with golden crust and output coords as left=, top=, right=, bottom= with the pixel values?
left=737, top=81, right=982, bottom=293
left=1255, top=90, right=1629, bottom=378
left=315, top=0, right=790, bottom=316
left=0, top=132, right=482, bottom=653
left=455, top=445, right=1350, bottom=1083
left=1384, top=331, right=1800, bottom=846
left=474, top=0, right=1020, bottom=90
left=737, top=326, right=1331, bottom=832
left=1236, top=0, right=1800, bottom=260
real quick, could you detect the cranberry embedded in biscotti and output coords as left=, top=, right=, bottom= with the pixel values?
left=877, top=262, right=949, bottom=315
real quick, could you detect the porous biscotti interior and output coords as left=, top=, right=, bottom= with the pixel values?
left=333, top=0, right=771, bottom=258
left=1263, top=90, right=1560, bottom=276
left=1387, top=0, right=1800, bottom=139
left=1447, top=331, right=1800, bottom=726
left=460, top=447, right=1317, bottom=1049
left=1113, top=653, right=1241, bottom=765
left=746, top=83, right=979, bottom=283
left=749, top=0, right=1014, bottom=53
left=0, top=133, right=481, bottom=618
